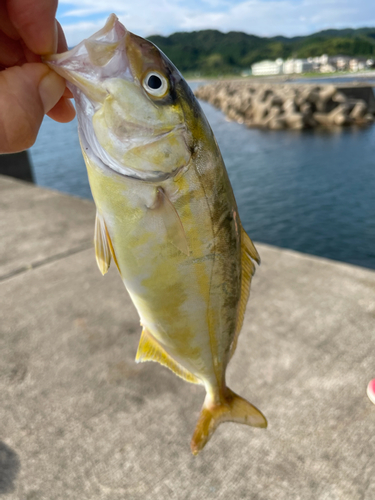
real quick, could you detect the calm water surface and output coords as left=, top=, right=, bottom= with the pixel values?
left=29, top=81, right=375, bottom=270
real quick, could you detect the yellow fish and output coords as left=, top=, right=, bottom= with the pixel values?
left=46, top=14, right=267, bottom=454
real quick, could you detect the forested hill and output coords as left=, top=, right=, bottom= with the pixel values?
left=147, top=28, right=375, bottom=75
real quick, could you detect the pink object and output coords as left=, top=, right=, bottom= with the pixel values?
left=367, top=379, right=375, bottom=405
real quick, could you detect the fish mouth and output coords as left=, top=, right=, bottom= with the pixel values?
left=44, top=14, right=132, bottom=103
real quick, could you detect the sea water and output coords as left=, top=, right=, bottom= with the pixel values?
left=29, top=81, right=375, bottom=270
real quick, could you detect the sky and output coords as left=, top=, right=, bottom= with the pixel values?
left=57, top=0, right=375, bottom=47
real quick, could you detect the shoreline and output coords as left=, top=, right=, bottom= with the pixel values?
left=187, top=70, right=375, bottom=85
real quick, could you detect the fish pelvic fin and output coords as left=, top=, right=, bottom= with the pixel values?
left=135, top=328, right=201, bottom=385
left=229, top=228, right=260, bottom=359
left=94, top=211, right=121, bottom=276
left=191, top=387, right=267, bottom=456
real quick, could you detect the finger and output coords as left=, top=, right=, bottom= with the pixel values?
left=0, top=1, right=19, bottom=40
left=0, top=30, right=25, bottom=66
left=0, top=62, right=65, bottom=153
left=22, top=40, right=43, bottom=64
left=47, top=96, right=76, bottom=123
left=56, top=20, right=68, bottom=53
left=63, top=87, right=74, bottom=99
left=7, top=0, right=58, bottom=55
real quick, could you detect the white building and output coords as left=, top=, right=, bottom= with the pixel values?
left=283, top=58, right=314, bottom=74
left=320, top=63, right=336, bottom=73
left=250, top=53, right=364, bottom=76
left=251, top=58, right=284, bottom=76
left=349, top=58, right=366, bottom=72
left=294, top=59, right=314, bottom=73
left=282, top=59, right=295, bottom=74
left=334, top=56, right=350, bottom=71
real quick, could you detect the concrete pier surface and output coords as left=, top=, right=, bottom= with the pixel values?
left=0, top=174, right=374, bottom=499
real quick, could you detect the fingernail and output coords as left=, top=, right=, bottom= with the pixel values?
left=65, top=98, right=76, bottom=113
left=39, top=70, right=66, bottom=113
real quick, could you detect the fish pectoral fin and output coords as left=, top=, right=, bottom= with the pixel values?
left=94, top=211, right=111, bottom=275
left=135, top=328, right=200, bottom=384
left=94, top=211, right=121, bottom=276
left=229, top=228, right=260, bottom=359
left=191, top=387, right=267, bottom=456
left=156, top=187, right=189, bottom=256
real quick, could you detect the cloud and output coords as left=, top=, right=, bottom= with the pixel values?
left=58, top=0, right=375, bottom=46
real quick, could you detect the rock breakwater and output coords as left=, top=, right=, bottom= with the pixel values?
left=194, top=81, right=375, bottom=130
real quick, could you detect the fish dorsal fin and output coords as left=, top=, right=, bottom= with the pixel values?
left=156, top=187, right=189, bottom=256
left=94, top=211, right=121, bottom=276
left=136, top=328, right=201, bottom=384
left=229, top=228, right=260, bottom=359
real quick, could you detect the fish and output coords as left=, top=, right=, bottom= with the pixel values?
left=45, top=14, right=267, bottom=455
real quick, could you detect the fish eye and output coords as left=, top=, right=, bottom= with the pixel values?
left=142, top=71, right=169, bottom=98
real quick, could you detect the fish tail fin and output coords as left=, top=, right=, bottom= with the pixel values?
left=190, top=387, right=267, bottom=456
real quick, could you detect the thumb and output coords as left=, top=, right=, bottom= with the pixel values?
left=0, top=63, right=66, bottom=153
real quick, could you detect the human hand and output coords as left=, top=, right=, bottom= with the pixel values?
left=0, top=0, right=76, bottom=153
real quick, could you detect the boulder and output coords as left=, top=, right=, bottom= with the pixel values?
left=194, top=81, right=375, bottom=130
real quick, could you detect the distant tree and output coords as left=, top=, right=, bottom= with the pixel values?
left=147, top=27, right=375, bottom=76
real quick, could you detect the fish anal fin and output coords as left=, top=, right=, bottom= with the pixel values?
left=243, top=229, right=261, bottom=265
left=191, top=387, right=267, bottom=456
left=94, top=212, right=121, bottom=276
left=229, top=228, right=260, bottom=359
left=136, top=328, right=200, bottom=384
left=156, top=187, right=189, bottom=256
